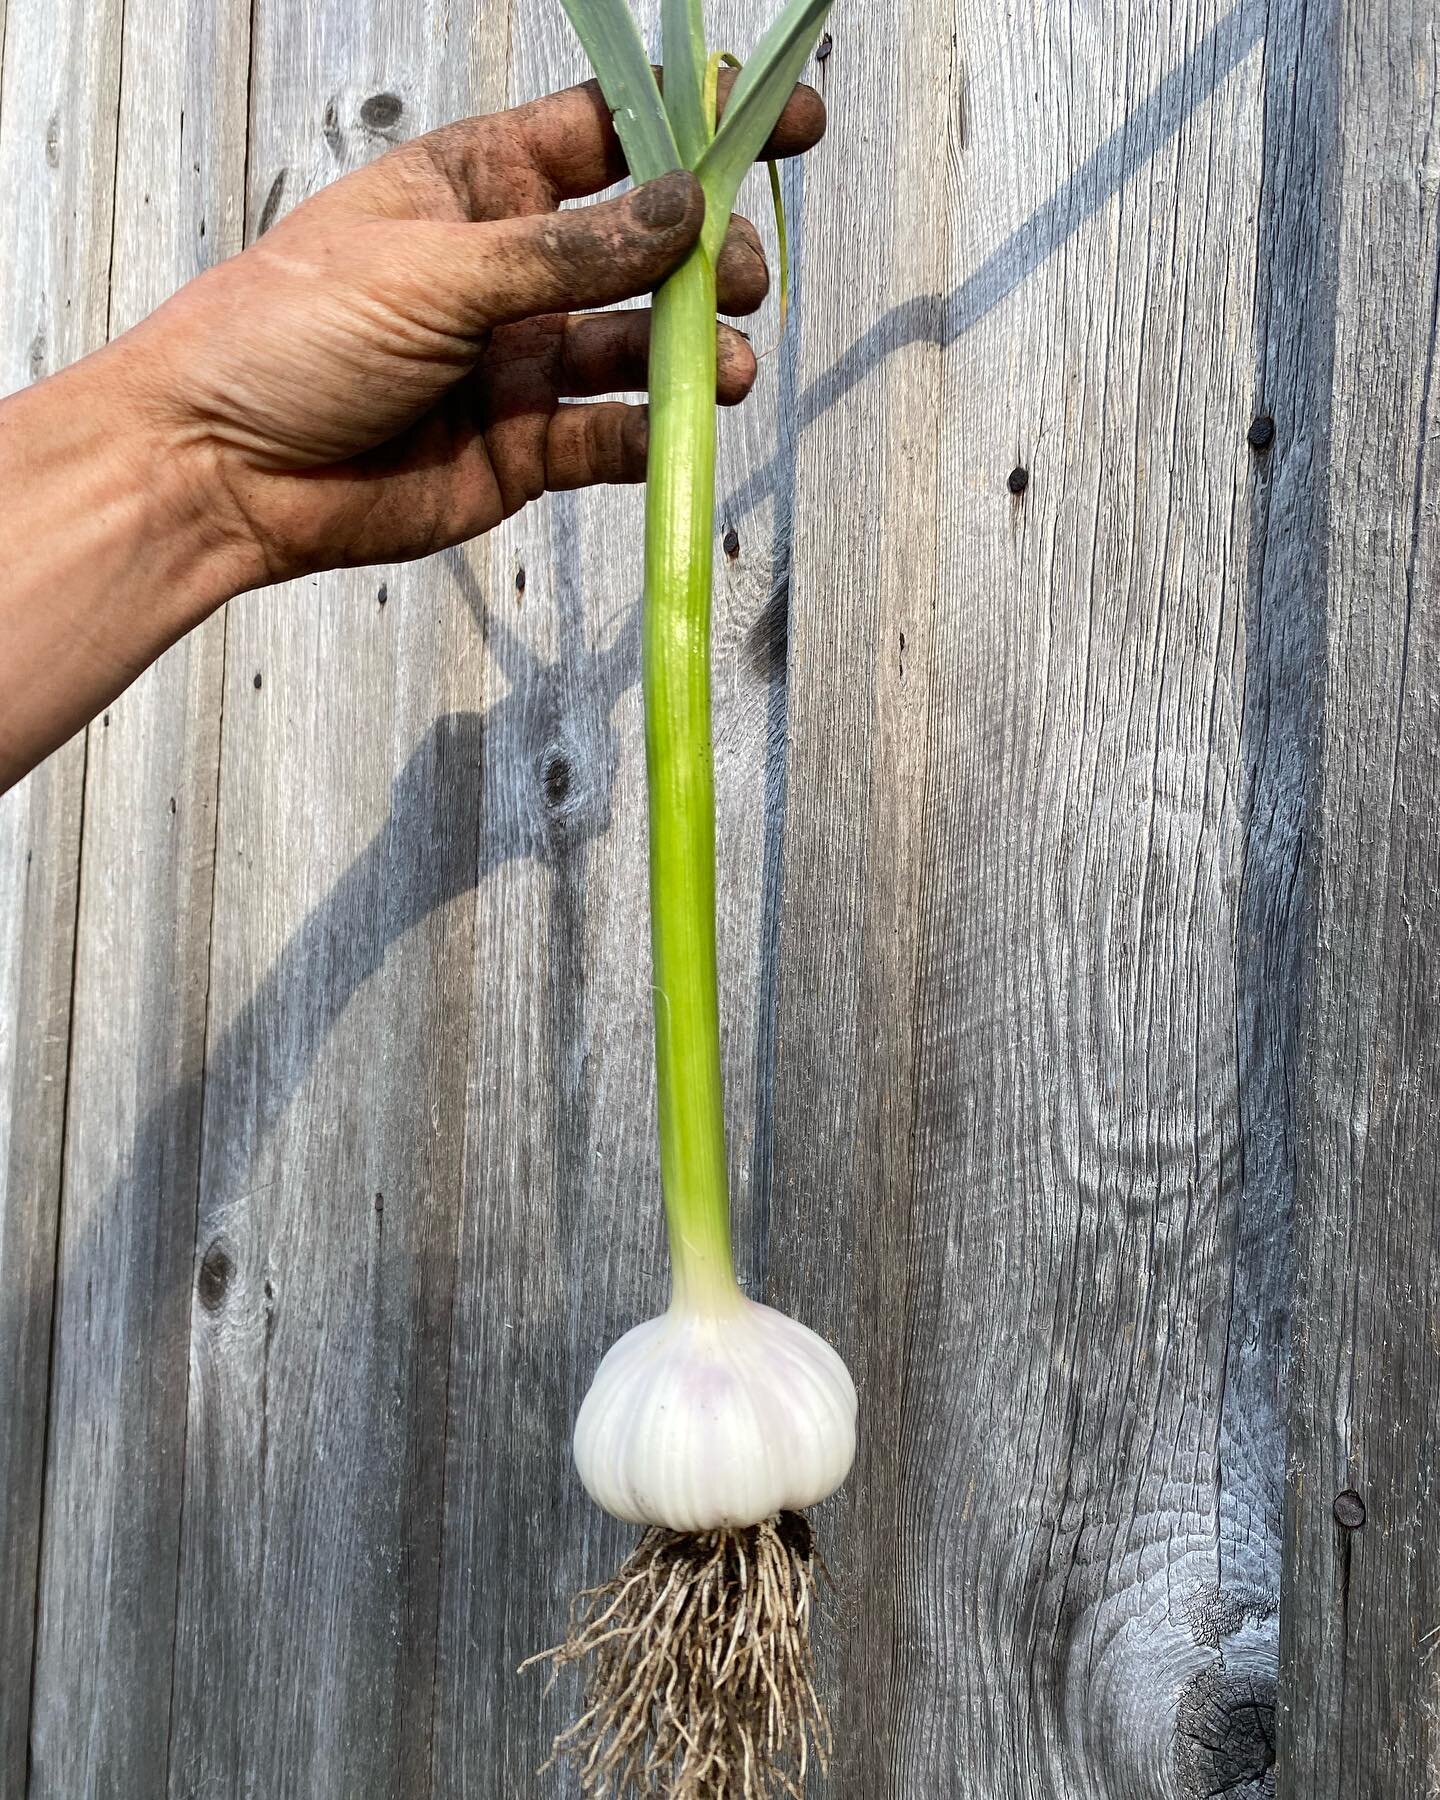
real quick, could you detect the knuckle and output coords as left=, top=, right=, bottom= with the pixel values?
left=729, top=213, right=764, bottom=254
left=717, top=331, right=758, bottom=404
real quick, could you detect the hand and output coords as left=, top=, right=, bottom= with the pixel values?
left=0, top=73, right=824, bottom=790
left=104, top=74, right=826, bottom=585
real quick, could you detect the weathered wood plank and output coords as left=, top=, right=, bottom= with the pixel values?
left=760, top=8, right=953, bottom=1798
left=21, top=0, right=250, bottom=1789
left=6, top=1, right=1434, bottom=1795
left=771, top=3, right=1281, bottom=1794
left=429, top=6, right=816, bottom=1789
left=1279, top=1, right=1440, bottom=1790
left=0, top=0, right=123, bottom=1784
left=1225, top=0, right=1337, bottom=1791
left=426, top=15, right=650, bottom=1787
left=164, top=7, right=511, bottom=1795
left=0, top=782, right=80, bottom=1797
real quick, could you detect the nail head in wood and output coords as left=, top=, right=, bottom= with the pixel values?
left=1247, top=414, right=1275, bottom=451
left=1007, top=465, right=1029, bottom=495
left=1333, top=1489, right=1366, bottom=1530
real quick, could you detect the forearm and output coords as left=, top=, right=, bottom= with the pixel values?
left=0, top=348, right=257, bottom=794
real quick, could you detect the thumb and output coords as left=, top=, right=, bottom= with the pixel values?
left=438, top=170, right=705, bottom=329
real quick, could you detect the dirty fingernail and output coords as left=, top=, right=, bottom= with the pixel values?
left=632, top=170, right=699, bottom=231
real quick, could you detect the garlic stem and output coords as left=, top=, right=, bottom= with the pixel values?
left=573, top=223, right=860, bottom=1539
left=556, top=0, right=855, bottom=1545
left=643, top=233, right=739, bottom=1314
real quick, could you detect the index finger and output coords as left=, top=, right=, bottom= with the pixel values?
left=422, top=70, right=827, bottom=216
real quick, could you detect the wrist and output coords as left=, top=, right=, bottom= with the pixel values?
left=0, top=349, right=263, bottom=788
left=42, top=340, right=270, bottom=615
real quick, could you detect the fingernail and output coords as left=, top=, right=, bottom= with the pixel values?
left=632, top=170, right=697, bottom=231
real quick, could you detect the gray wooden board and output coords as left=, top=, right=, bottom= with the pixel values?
left=0, top=777, right=80, bottom=1800
left=1279, top=0, right=1440, bottom=1790
left=770, top=3, right=1289, bottom=1794
left=0, top=0, right=124, bottom=1785
left=164, top=3, right=523, bottom=1794
left=762, top=6, right=954, bottom=1797
left=430, top=5, right=663, bottom=1790
left=1243, top=0, right=1337, bottom=1790
left=4, top=0, right=1440, bottom=1793
left=163, top=17, right=495, bottom=1797
left=420, top=2, right=806, bottom=1789
left=21, top=0, right=252, bottom=1788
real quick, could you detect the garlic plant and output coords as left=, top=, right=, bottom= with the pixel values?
left=525, top=1, right=852, bottom=1794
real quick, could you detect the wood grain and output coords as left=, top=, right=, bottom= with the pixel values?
left=164, top=5, right=511, bottom=1795
left=1225, top=0, right=1337, bottom=1792
left=770, top=4, right=1285, bottom=1794
left=763, top=7, right=952, bottom=1797
left=0, top=0, right=123, bottom=1784
left=20, top=0, right=251, bottom=1789
left=3, top=0, right=1439, bottom=1794
left=0, top=777, right=80, bottom=1798
left=426, top=16, right=654, bottom=1797
left=1279, top=1, right=1440, bottom=1791
left=428, top=5, right=818, bottom=1789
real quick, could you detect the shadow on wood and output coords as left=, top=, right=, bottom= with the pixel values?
left=27, top=585, right=640, bottom=1790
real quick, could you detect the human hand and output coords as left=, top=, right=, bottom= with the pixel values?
left=102, top=73, right=825, bottom=587
left=0, top=73, right=823, bottom=789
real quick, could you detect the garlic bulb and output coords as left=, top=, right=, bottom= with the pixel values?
left=573, top=1297, right=857, bottom=1532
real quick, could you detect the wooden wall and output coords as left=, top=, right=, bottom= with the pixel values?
left=1, top=0, right=1436, bottom=1794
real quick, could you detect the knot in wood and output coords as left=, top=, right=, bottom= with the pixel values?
left=197, top=1240, right=235, bottom=1313
left=360, top=92, right=404, bottom=131
left=542, top=749, right=573, bottom=811
left=1176, top=1661, right=1277, bottom=1798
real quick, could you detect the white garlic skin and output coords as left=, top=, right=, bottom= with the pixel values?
left=573, top=1298, right=857, bottom=1532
